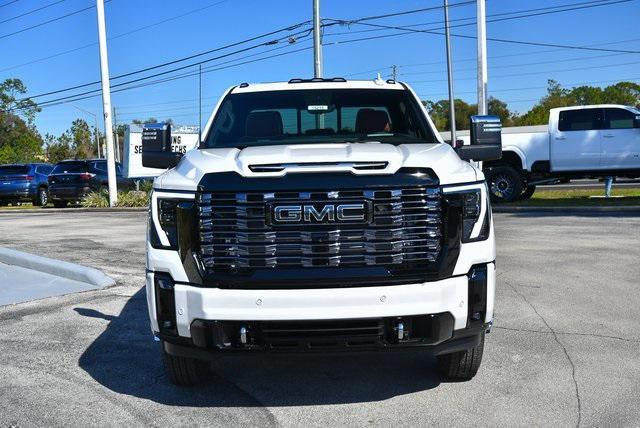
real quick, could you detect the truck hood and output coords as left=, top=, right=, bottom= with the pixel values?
left=154, top=142, right=480, bottom=191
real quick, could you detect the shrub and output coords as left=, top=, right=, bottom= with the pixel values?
left=81, top=189, right=149, bottom=208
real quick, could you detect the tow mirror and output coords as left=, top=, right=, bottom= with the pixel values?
left=457, top=115, right=503, bottom=162
left=141, top=123, right=182, bottom=169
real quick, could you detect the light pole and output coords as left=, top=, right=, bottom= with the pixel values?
left=313, top=0, right=322, bottom=78
left=477, top=0, right=488, bottom=115
left=95, top=0, right=117, bottom=207
left=443, top=0, right=457, bottom=145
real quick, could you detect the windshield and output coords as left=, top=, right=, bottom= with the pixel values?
left=0, top=165, right=29, bottom=175
left=203, top=88, right=437, bottom=148
left=52, top=161, right=87, bottom=174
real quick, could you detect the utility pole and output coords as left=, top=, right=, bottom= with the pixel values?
left=96, top=0, right=117, bottom=206
left=198, top=64, right=202, bottom=143
left=443, top=0, right=457, bottom=145
left=391, top=65, right=398, bottom=81
left=312, top=0, right=322, bottom=78
left=112, top=106, right=120, bottom=162
left=477, top=0, right=488, bottom=115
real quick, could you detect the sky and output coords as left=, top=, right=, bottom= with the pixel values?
left=1, top=0, right=639, bottom=136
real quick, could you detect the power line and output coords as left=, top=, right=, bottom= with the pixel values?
left=327, top=0, right=628, bottom=37
left=341, top=0, right=475, bottom=22
left=345, top=36, right=640, bottom=77
left=338, top=17, right=640, bottom=54
left=24, top=21, right=311, bottom=100
left=0, top=0, right=20, bottom=8
left=0, top=0, right=65, bottom=25
left=407, top=60, right=640, bottom=84
left=27, top=42, right=313, bottom=109
left=0, top=1, right=111, bottom=41
left=400, top=52, right=631, bottom=76
left=0, top=0, right=230, bottom=73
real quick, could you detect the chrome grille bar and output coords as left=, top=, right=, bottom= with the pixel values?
left=196, top=187, right=442, bottom=271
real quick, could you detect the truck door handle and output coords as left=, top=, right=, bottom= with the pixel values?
left=602, top=134, right=614, bottom=138
left=555, top=136, right=566, bottom=140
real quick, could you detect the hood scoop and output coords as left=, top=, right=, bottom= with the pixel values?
left=236, top=143, right=403, bottom=176
left=249, top=161, right=388, bottom=174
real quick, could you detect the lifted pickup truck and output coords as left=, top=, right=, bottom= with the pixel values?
left=142, top=78, right=501, bottom=385
left=481, top=104, right=640, bottom=202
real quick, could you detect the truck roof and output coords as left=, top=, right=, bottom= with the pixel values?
left=230, top=78, right=405, bottom=94
left=550, top=104, right=639, bottom=113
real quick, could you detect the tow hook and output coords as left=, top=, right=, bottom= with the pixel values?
left=395, top=321, right=405, bottom=341
left=486, top=321, right=493, bottom=334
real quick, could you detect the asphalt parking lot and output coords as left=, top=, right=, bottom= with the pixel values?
left=1, top=210, right=639, bottom=427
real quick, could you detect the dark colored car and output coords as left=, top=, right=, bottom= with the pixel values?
left=48, top=159, right=134, bottom=207
left=0, top=163, right=53, bottom=206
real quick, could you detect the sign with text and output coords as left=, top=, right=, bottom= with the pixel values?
left=123, top=124, right=199, bottom=178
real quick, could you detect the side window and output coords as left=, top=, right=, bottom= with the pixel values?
left=558, top=109, right=601, bottom=132
left=604, top=108, right=636, bottom=129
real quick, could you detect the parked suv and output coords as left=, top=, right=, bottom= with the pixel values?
left=142, top=78, right=502, bottom=385
left=0, top=163, right=53, bottom=206
left=48, top=159, right=133, bottom=207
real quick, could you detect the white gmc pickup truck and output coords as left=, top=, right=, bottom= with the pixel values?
left=142, top=78, right=501, bottom=385
left=481, top=104, right=640, bottom=202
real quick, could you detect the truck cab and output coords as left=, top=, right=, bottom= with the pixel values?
left=143, top=78, right=501, bottom=385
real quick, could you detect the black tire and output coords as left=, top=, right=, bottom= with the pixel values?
left=34, top=187, right=48, bottom=206
left=53, top=200, right=68, bottom=208
left=518, top=185, right=536, bottom=201
left=485, top=166, right=523, bottom=203
left=163, top=350, right=209, bottom=386
left=437, top=332, right=485, bottom=381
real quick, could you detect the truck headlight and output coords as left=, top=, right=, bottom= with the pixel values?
left=445, top=184, right=491, bottom=243
left=151, top=197, right=179, bottom=249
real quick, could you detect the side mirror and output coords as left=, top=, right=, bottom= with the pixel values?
left=141, top=123, right=182, bottom=169
left=633, top=115, right=640, bottom=128
left=457, top=115, right=503, bottom=162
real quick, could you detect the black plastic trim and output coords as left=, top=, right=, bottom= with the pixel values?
left=197, top=167, right=439, bottom=192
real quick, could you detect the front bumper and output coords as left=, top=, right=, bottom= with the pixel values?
left=145, top=262, right=495, bottom=355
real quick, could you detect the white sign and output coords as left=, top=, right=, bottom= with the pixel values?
left=123, top=124, right=200, bottom=178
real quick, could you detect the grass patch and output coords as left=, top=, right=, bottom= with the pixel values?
left=81, top=189, right=149, bottom=208
left=511, top=188, right=640, bottom=206
left=0, top=202, right=39, bottom=210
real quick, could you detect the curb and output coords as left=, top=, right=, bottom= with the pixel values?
left=0, top=207, right=147, bottom=214
left=0, top=248, right=115, bottom=287
left=493, top=205, right=640, bottom=213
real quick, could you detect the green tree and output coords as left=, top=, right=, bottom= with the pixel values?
left=423, top=97, right=514, bottom=131
left=69, top=118, right=95, bottom=159
left=44, top=133, right=72, bottom=163
left=0, top=78, right=40, bottom=125
left=0, top=78, right=43, bottom=163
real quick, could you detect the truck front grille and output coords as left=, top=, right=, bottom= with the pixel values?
left=196, top=187, right=442, bottom=272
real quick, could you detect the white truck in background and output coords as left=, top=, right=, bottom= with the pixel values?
left=444, top=104, right=640, bottom=202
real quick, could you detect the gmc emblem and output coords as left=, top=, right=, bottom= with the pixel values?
left=268, top=202, right=371, bottom=225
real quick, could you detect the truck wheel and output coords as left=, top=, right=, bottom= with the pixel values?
left=485, top=166, right=523, bottom=203
left=518, top=185, right=536, bottom=201
left=163, top=350, right=209, bottom=386
left=34, top=188, right=48, bottom=206
left=53, top=201, right=68, bottom=208
left=437, top=332, right=485, bottom=381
